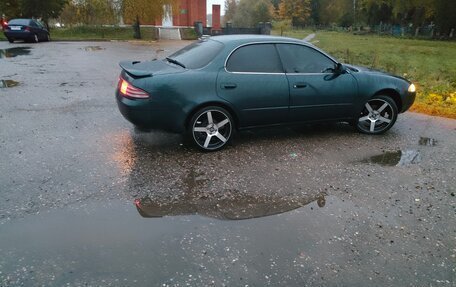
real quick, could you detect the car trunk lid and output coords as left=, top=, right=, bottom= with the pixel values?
left=119, top=60, right=184, bottom=78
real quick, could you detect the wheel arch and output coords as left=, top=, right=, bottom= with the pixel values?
left=185, top=101, right=239, bottom=131
left=373, top=89, right=402, bottom=112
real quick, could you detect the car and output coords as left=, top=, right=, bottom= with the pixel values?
left=115, top=35, right=416, bottom=151
left=3, top=18, right=50, bottom=43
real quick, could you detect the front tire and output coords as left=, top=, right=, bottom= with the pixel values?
left=356, top=95, right=398, bottom=134
left=188, top=106, right=234, bottom=151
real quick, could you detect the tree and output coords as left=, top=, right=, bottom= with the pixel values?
left=0, top=0, right=68, bottom=29
left=19, top=0, right=68, bottom=29
left=0, top=1, right=21, bottom=18
left=59, top=1, right=79, bottom=26
left=232, top=0, right=273, bottom=27
left=279, top=0, right=311, bottom=27
left=224, top=0, right=237, bottom=25
left=60, top=0, right=117, bottom=26
left=434, top=0, right=456, bottom=36
left=122, top=0, right=176, bottom=38
left=81, top=0, right=116, bottom=25
left=316, top=0, right=352, bottom=26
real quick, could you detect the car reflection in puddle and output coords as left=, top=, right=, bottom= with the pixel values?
left=0, top=47, right=32, bottom=58
left=135, top=192, right=326, bottom=220
left=362, top=150, right=421, bottom=166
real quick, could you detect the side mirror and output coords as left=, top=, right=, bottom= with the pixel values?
left=335, top=63, right=346, bottom=74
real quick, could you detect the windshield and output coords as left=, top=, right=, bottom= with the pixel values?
left=167, top=39, right=224, bottom=69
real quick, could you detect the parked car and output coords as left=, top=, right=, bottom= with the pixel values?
left=3, top=18, right=50, bottom=43
left=115, top=35, right=416, bottom=151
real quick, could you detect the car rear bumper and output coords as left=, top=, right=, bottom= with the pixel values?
left=4, top=31, right=33, bottom=39
left=116, top=92, right=185, bottom=133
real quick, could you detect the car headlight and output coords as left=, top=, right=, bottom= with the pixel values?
left=408, top=83, right=416, bottom=93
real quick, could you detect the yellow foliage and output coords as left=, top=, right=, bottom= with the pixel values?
left=278, top=0, right=311, bottom=25
left=427, top=93, right=443, bottom=103
left=123, top=0, right=177, bottom=24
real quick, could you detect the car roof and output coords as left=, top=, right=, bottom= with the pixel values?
left=210, top=34, right=308, bottom=46
left=208, top=34, right=337, bottom=63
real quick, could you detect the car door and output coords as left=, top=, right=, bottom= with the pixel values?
left=276, top=44, right=358, bottom=122
left=34, top=20, right=47, bottom=40
left=29, top=20, right=40, bottom=37
left=216, top=44, right=289, bottom=128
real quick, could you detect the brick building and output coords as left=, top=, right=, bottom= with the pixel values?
left=154, top=0, right=207, bottom=27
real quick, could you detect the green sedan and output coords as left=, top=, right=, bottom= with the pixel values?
left=116, top=35, right=416, bottom=151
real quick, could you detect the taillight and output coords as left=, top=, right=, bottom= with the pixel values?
left=25, top=26, right=31, bottom=32
left=118, top=77, right=149, bottom=99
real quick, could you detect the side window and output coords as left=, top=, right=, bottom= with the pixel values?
left=277, top=44, right=335, bottom=74
left=30, top=21, right=38, bottom=27
left=226, top=44, right=283, bottom=73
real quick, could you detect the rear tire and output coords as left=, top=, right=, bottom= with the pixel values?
left=7, top=38, right=14, bottom=43
left=188, top=106, right=234, bottom=152
left=33, top=34, right=39, bottom=43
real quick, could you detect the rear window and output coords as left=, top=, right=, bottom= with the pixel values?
left=167, top=39, right=224, bottom=69
left=8, top=19, right=31, bottom=26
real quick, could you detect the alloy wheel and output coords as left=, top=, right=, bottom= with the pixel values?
left=192, top=108, right=232, bottom=151
left=357, top=97, right=397, bottom=134
left=34, top=34, right=39, bottom=43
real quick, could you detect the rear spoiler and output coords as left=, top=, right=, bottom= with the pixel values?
left=119, top=60, right=152, bottom=78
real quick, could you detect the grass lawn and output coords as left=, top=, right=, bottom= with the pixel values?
left=50, top=26, right=158, bottom=41
left=0, top=26, right=158, bottom=42
left=274, top=29, right=456, bottom=119
left=1, top=26, right=197, bottom=41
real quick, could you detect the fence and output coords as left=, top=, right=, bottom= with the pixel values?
left=200, top=23, right=272, bottom=37
left=298, top=24, right=455, bottom=40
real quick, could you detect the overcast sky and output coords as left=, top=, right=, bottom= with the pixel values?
left=207, top=0, right=225, bottom=15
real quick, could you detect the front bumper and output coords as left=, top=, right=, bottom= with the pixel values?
left=402, top=92, right=416, bottom=112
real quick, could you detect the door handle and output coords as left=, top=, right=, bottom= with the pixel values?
left=222, top=83, right=237, bottom=89
left=293, top=83, right=307, bottom=89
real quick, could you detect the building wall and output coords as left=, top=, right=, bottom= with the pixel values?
left=154, top=0, right=206, bottom=27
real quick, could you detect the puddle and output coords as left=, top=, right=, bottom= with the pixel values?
left=83, top=46, right=105, bottom=51
left=0, top=195, right=352, bottom=286
left=0, top=79, right=20, bottom=88
left=419, top=137, right=437, bottom=146
left=0, top=194, right=449, bottom=285
left=0, top=47, right=31, bottom=58
left=135, top=193, right=326, bottom=220
left=363, top=150, right=421, bottom=166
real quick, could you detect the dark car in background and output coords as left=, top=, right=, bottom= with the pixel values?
left=3, top=18, right=50, bottom=43
left=116, top=35, right=416, bottom=151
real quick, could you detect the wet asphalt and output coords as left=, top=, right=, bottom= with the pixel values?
left=0, top=41, right=455, bottom=287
